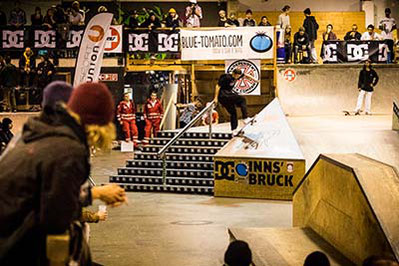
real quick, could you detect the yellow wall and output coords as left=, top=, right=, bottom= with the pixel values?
left=238, top=11, right=366, bottom=61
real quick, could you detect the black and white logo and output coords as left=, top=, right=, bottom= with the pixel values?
left=158, top=33, right=179, bottom=52
left=34, top=30, right=56, bottom=48
left=378, top=43, right=389, bottom=62
left=128, top=33, right=149, bottom=52
left=67, top=30, right=84, bottom=48
left=2, top=30, right=24, bottom=49
left=347, top=43, right=369, bottom=61
left=323, top=43, right=338, bottom=62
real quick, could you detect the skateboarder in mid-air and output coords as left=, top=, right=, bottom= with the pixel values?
left=213, top=68, right=259, bottom=134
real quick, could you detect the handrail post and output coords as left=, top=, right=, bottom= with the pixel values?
left=208, top=104, right=213, bottom=139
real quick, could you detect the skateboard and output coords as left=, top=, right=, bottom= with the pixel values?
left=234, top=116, right=260, bottom=149
left=343, top=110, right=361, bottom=116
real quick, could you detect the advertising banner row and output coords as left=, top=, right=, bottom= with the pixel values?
left=0, top=26, right=275, bottom=60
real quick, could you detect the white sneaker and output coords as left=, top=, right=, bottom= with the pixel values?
left=243, top=117, right=252, bottom=124
left=232, top=129, right=240, bottom=136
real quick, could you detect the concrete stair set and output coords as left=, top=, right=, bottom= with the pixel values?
left=110, top=131, right=232, bottom=195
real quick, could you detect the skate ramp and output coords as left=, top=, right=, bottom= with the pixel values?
left=294, top=154, right=399, bottom=264
left=214, top=98, right=305, bottom=200
left=277, top=65, right=399, bottom=116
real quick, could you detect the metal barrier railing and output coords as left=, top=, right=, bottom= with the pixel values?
left=157, top=101, right=215, bottom=184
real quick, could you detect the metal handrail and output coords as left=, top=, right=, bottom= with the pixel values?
left=157, top=100, right=215, bottom=159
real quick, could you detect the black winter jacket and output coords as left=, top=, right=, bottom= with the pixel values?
left=358, top=69, right=379, bottom=92
left=303, top=16, right=319, bottom=41
left=0, top=105, right=91, bottom=265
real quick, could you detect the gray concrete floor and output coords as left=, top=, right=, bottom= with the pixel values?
left=88, top=151, right=292, bottom=266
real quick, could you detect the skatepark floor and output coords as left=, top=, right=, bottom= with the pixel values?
left=88, top=151, right=292, bottom=266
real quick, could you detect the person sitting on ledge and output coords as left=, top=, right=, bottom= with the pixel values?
left=344, top=24, right=362, bottom=41
left=217, top=10, right=235, bottom=27
left=293, top=27, right=311, bottom=64
left=322, top=24, right=338, bottom=41
left=361, top=24, right=381, bottom=41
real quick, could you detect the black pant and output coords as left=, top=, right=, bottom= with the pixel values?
left=294, top=44, right=311, bottom=63
left=180, top=121, right=188, bottom=128
left=284, top=43, right=292, bottom=63
left=219, top=94, right=248, bottom=130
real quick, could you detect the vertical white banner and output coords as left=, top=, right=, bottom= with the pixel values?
left=73, top=13, right=113, bottom=87
left=225, top=59, right=261, bottom=96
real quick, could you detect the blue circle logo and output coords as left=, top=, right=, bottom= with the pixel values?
left=236, top=163, right=248, bottom=177
left=250, top=33, right=273, bottom=53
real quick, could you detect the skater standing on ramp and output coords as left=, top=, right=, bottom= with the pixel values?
left=355, top=60, right=379, bottom=115
left=213, top=68, right=258, bottom=133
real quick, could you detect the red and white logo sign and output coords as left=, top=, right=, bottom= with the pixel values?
left=99, top=73, right=118, bottom=81
left=105, top=25, right=122, bottom=53
left=283, top=68, right=296, bottom=82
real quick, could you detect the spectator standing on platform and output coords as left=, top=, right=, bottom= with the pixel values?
left=224, top=240, right=253, bottom=266
left=165, top=8, right=181, bottom=28
left=0, top=82, right=126, bottom=265
left=303, top=8, right=319, bottom=63
left=323, top=24, right=338, bottom=41
left=117, top=92, right=139, bottom=147
left=229, top=13, right=240, bottom=27
left=284, top=26, right=292, bottom=63
left=259, top=16, right=271, bottom=26
left=129, top=10, right=140, bottom=28
left=31, top=7, right=43, bottom=26
left=361, top=24, right=381, bottom=41
left=176, top=98, right=202, bottom=128
left=185, top=0, right=202, bottom=28
left=9, top=1, right=26, bottom=28
left=37, top=55, right=55, bottom=92
left=143, top=92, right=163, bottom=145
left=0, top=57, right=19, bottom=112
left=218, top=10, right=235, bottom=27
left=293, top=27, right=311, bottom=64
left=214, top=69, right=258, bottom=133
left=68, top=5, right=84, bottom=26
left=72, top=1, right=85, bottom=25
left=0, top=2, right=7, bottom=26
left=278, top=5, right=291, bottom=30
left=43, top=8, right=56, bottom=29
left=141, top=13, right=161, bottom=30
left=304, top=251, right=330, bottom=266
left=0, top=118, right=14, bottom=148
left=344, top=24, right=362, bottom=41
left=19, top=47, right=36, bottom=88
left=243, top=9, right=256, bottom=27
left=379, top=8, right=396, bottom=62
left=354, top=60, right=379, bottom=115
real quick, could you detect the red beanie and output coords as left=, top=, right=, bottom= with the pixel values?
left=67, top=82, right=114, bottom=126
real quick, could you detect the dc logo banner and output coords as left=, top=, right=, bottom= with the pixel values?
left=225, top=59, right=261, bottom=95
left=2, top=30, right=24, bottom=49
left=128, top=33, right=149, bottom=52
left=378, top=43, right=389, bottom=62
left=34, top=30, right=56, bottom=49
left=322, top=43, right=338, bottom=63
left=158, top=33, right=179, bottom=52
left=67, top=30, right=84, bottom=48
left=347, top=43, right=369, bottom=62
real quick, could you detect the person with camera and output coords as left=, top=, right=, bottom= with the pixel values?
left=185, top=0, right=202, bottom=28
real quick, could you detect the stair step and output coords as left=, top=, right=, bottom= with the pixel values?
left=135, top=153, right=214, bottom=162
left=116, top=182, right=213, bottom=195
left=110, top=175, right=214, bottom=186
left=142, top=146, right=220, bottom=154
left=149, top=138, right=228, bottom=147
left=126, top=160, right=213, bottom=170
left=117, top=168, right=213, bottom=178
left=157, top=131, right=232, bottom=140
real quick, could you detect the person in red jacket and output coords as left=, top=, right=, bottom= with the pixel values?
left=117, top=93, right=138, bottom=146
left=143, top=91, right=163, bottom=145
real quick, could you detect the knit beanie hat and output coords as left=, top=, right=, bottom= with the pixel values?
left=42, top=81, right=73, bottom=108
left=67, top=82, right=114, bottom=126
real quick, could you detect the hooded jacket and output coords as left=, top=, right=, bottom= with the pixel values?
left=0, top=105, right=90, bottom=265
left=303, top=16, right=319, bottom=41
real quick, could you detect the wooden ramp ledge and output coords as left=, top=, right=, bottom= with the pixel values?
left=228, top=227, right=353, bottom=266
left=393, top=99, right=399, bottom=131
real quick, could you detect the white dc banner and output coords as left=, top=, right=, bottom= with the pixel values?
left=225, top=59, right=261, bottom=96
left=74, top=13, right=113, bottom=87
left=180, top=27, right=274, bottom=61
left=105, top=25, right=122, bottom=53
